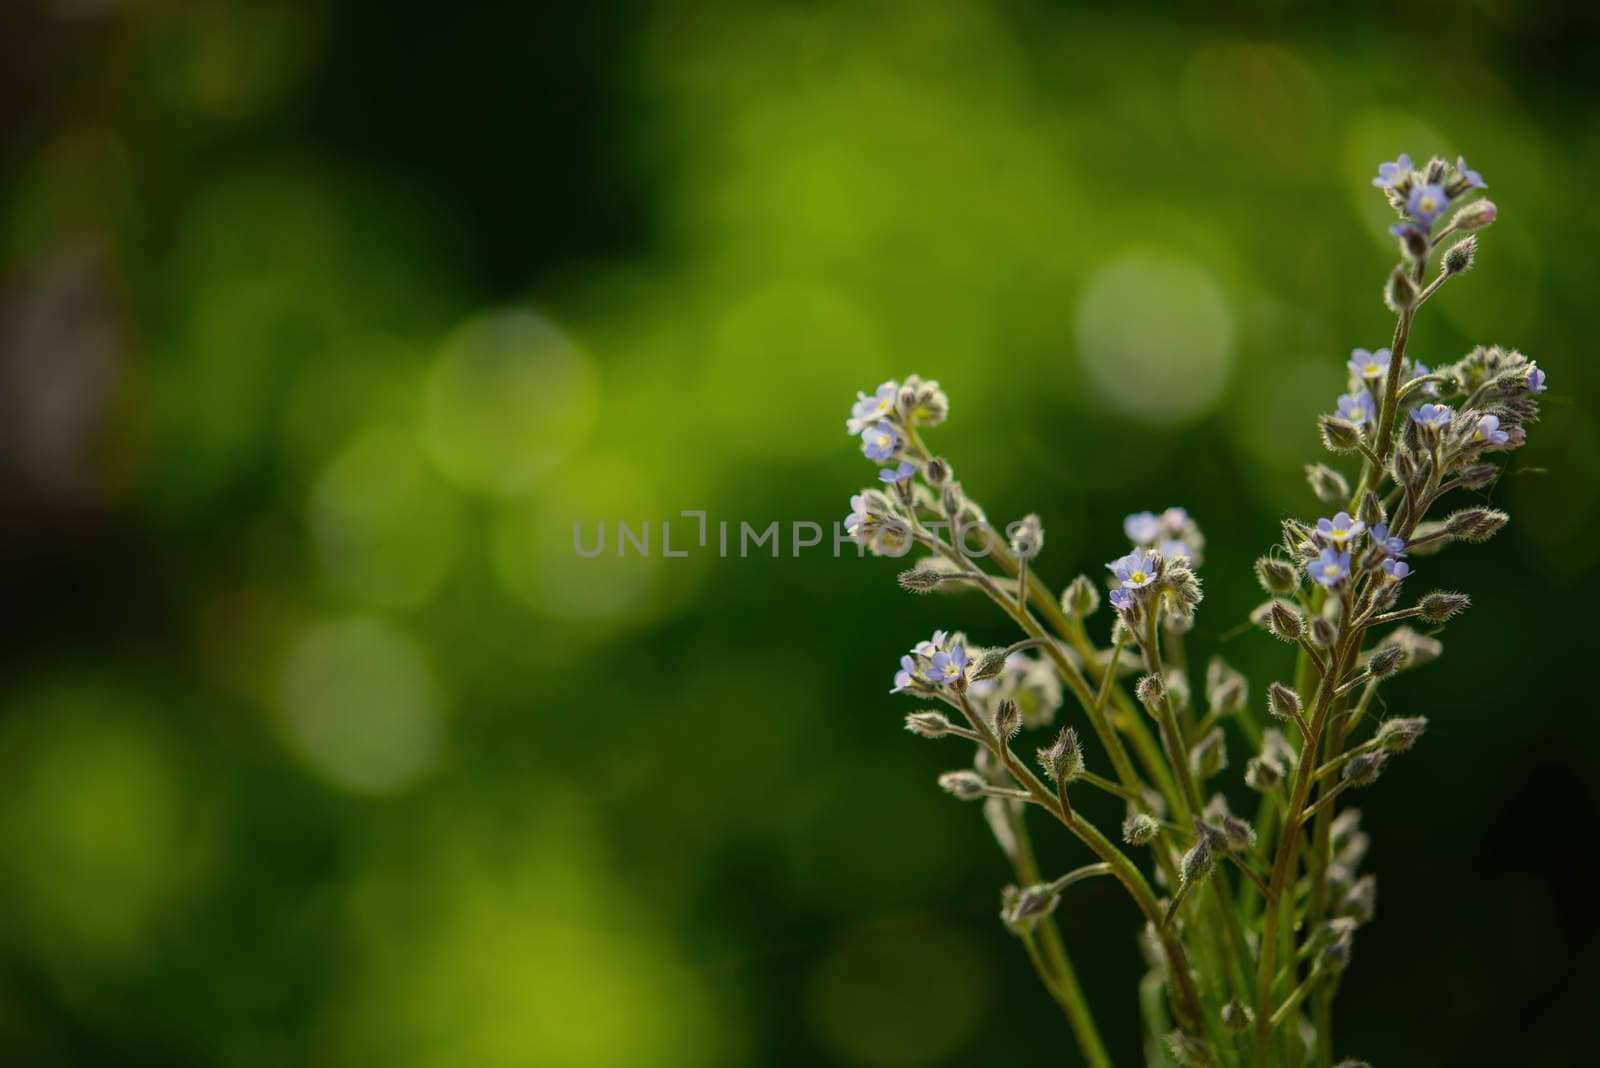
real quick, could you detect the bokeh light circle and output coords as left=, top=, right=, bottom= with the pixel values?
left=1076, top=255, right=1235, bottom=426
left=279, top=616, right=444, bottom=795
left=423, top=309, right=599, bottom=498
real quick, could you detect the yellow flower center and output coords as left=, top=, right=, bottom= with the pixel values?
left=1323, top=564, right=1341, bottom=578
left=1130, top=571, right=1147, bottom=584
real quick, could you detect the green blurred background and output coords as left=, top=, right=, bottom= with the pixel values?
left=3, top=1, right=1597, bottom=1064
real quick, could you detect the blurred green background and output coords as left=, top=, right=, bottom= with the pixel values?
left=3, top=1, right=1598, bottom=1064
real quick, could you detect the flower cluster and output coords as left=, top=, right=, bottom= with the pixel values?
left=845, top=149, right=1549, bottom=1068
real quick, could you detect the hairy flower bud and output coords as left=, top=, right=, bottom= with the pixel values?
left=1458, top=463, right=1499, bottom=489
left=1205, top=658, right=1248, bottom=716
left=1136, top=672, right=1167, bottom=710
left=1180, top=830, right=1215, bottom=887
left=938, top=770, right=988, bottom=799
left=1221, top=998, right=1254, bottom=1034
left=924, top=456, right=950, bottom=485
left=1319, top=932, right=1353, bottom=972
left=1308, top=614, right=1336, bottom=650
left=1266, top=600, right=1305, bottom=643
left=1375, top=715, right=1428, bottom=752
left=1306, top=463, right=1351, bottom=505
left=1452, top=198, right=1497, bottom=231
left=994, top=698, right=1021, bottom=740
left=1164, top=1031, right=1213, bottom=1068
left=1255, top=555, right=1299, bottom=595
left=1444, top=508, right=1508, bottom=542
left=905, top=711, right=953, bottom=738
left=897, top=568, right=947, bottom=593
left=1002, top=883, right=1061, bottom=934
left=1318, top=415, right=1363, bottom=453
left=1218, top=812, right=1257, bottom=852
left=1061, top=574, right=1100, bottom=618
left=1443, top=235, right=1477, bottom=275
left=1245, top=756, right=1282, bottom=791
left=1268, top=681, right=1303, bottom=722
left=1190, top=728, right=1227, bottom=780
left=1009, top=514, right=1044, bottom=558
left=1038, top=726, right=1084, bottom=783
left=1123, top=812, right=1160, bottom=846
left=1341, top=751, right=1387, bottom=788
left=1419, top=590, right=1470, bottom=623
left=1384, top=265, right=1418, bottom=312
left=1366, top=643, right=1405, bottom=679
left=1391, top=448, right=1417, bottom=487
left=1357, top=489, right=1386, bottom=529
left=1341, top=874, right=1377, bottom=924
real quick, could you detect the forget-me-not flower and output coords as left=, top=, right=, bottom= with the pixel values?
left=1124, top=511, right=1160, bottom=545
left=1382, top=559, right=1413, bottom=581
left=1317, top=511, right=1367, bottom=548
left=1411, top=403, right=1453, bottom=430
left=1474, top=414, right=1510, bottom=446
left=1456, top=156, right=1487, bottom=190
left=1310, top=548, right=1352, bottom=588
left=1370, top=523, right=1406, bottom=558
left=848, top=382, right=898, bottom=434
left=891, top=655, right=919, bottom=693
left=1337, top=392, right=1374, bottom=426
left=860, top=421, right=898, bottom=462
left=1160, top=539, right=1192, bottom=563
left=879, top=460, right=916, bottom=485
left=1348, top=348, right=1393, bottom=380
left=1372, top=154, right=1413, bottom=189
left=1109, top=550, right=1158, bottom=590
left=1408, top=183, right=1449, bottom=225
left=1109, top=587, right=1133, bottom=612
left=1527, top=365, right=1547, bottom=394
left=929, top=643, right=968, bottom=686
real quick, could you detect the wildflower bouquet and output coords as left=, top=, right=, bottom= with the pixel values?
left=844, top=154, right=1544, bottom=1067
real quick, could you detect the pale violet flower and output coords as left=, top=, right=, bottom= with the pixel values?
left=848, top=381, right=898, bottom=434
left=1310, top=548, right=1352, bottom=588
left=1527, top=365, right=1547, bottom=393
left=879, top=460, right=916, bottom=485
left=1317, top=511, right=1366, bottom=548
left=1160, top=539, right=1192, bottom=563
left=1109, top=587, right=1133, bottom=612
left=1382, top=559, right=1413, bottom=581
left=1372, top=154, right=1413, bottom=189
left=891, top=655, right=919, bottom=693
left=1407, top=183, right=1449, bottom=225
left=860, top=421, right=898, bottom=462
left=1411, top=403, right=1453, bottom=430
left=1455, top=156, right=1487, bottom=190
left=1124, top=511, right=1160, bottom=545
left=1474, top=414, right=1510, bottom=446
left=1337, top=392, right=1375, bottom=426
left=1370, top=523, right=1406, bottom=558
left=1348, top=348, right=1392, bottom=380
left=1108, top=550, right=1158, bottom=590
left=929, top=644, right=968, bottom=686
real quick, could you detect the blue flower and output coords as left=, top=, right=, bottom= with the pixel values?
left=1372, top=154, right=1414, bottom=189
left=1527, top=365, right=1547, bottom=394
left=1160, top=539, right=1192, bottom=563
left=1347, top=348, right=1392, bottom=380
left=860, top=421, right=899, bottom=461
left=1109, top=587, right=1133, bottom=612
left=1474, top=414, right=1510, bottom=446
left=1409, top=359, right=1439, bottom=397
left=1456, top=156, right=1487, bottom=190
left=1411, top=403, right=1453, bottom=430
left=848, top=381, right=898, bottom=434
left=1382, top=559, right=1413, bottom=581
left=1370, top=523, right=1406, bottom=558
left=1310, top=548, right=1352, bottom=588
left=1108, top=550, right=1158, bottom=589
left=929, top=643, right=969, bottom=686
left=1316, top=511, right=1366, bottom=548
left=891, top=655, right=918, bottom=693
left=1407, top=183, right=1449, bottom=225
left=1124, top=511, right=1160, bottom=545
left=879, top=460, right=916, bottom=485
left=1160, top=507, right=1189, bottom=534
left=1337, top=392, right=1375, bottom=426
